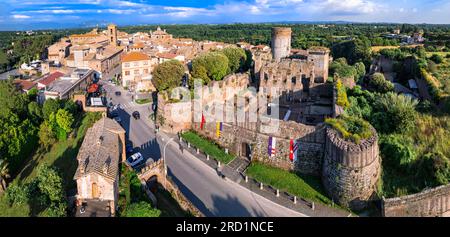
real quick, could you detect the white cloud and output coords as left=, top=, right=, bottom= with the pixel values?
left=12, top=14, right=31, bottom=19
left=313, top=0, right=377, bottom=14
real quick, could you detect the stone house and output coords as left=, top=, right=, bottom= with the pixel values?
left=73, top=117, right=126, bottom=217
left=121, top=51, right=157, bottom=91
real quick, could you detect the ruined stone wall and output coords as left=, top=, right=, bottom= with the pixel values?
left=307, top=49, right=330, bottom=83
left=157, top=93, right=192, bottom=134
left=252, top=120, right=326, bottom=174
left=382, top=184, right=450, bottom=217
left=322, top=127, right=380, bottom=210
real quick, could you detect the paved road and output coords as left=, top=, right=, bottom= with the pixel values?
left=101, top=81, right=305, bottom=217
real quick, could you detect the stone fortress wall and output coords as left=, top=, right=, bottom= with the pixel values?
left=382, top=183, right=450, bottom=217
left=159, top=27, right=380, bottom=210
left=322, top=127, right=380, bottom=209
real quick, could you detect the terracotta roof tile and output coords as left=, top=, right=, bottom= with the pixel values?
left=39, top=71, right=64, bottom=86
left=122, top=52, right=150, bottom=62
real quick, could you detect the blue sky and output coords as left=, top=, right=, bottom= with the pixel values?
left=1, top=0, right=450, bottom=30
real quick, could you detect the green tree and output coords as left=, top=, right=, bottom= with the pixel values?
left=430, top=54, right=444, bottom=64
left=55, top=109, right=74, bottom=134
left=28, top=101, right=43, bottom=121
left=191, top=52, right=229, bottom=82
left=42, top=98, right=60, bottom=120
left=220, top=47, right=247, bottom=73
left=5, top=183, right=29, bottom=205
left=190, top=65, right=209, bottom=86
left=354, top=62, right=366, bottom=82
left=380, top=134, right=417, bottom=171
left=36, top=165, right=64, bottom=203
left=0, top=80, right=29, bottom=119
left=63, top=100, right=78, bottom=116
left=38, top=120, right=57, bottom=149
left=124, top=201, right=161, bottom=217
left=27, top=88, right=39, bottom=101
left=152, top=60, right=185, bottom=92
left=371, top=92, right=418, bottom=134
left=367, top=73, right=394, bottom=93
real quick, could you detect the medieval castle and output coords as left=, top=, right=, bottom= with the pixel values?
left=159, top=27, right=381, bottom=210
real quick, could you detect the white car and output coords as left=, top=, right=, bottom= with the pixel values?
left=127, top=152, right=144, bottom=167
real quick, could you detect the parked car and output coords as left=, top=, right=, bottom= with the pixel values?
left=127, top=152, right=144, bottom=167
left=109, top=110, right=119, bottom=118
left=115, top=91, right=121, bottom=96
left=113, top=116, right=122, bottom=125
left=132, top=111, right=140, bottom=120
left=126, top=141, right=134, bottom=154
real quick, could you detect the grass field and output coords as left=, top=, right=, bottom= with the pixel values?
left=181, top=131, right=235, bottom=164
left=246, top=162, right=334, bottom=206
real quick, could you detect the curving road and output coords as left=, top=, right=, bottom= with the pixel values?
left=101, top=81, right=305, bottom=217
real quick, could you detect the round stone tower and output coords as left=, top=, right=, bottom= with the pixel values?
left=322, top=127, right=380, bottom=210
left=271, top=27, right=292, bottom=62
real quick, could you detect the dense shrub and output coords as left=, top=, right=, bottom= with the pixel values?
left=371, top=92, right=418, bottom=134
left=325, top=116, right=373, bottom=144
left=430, top=54, right=444, bottom=64
left=380, top=134, right=417, bottom=171
left=335, top=79, right=350, bottom=108
left=367, top=73, right=394, bottom=93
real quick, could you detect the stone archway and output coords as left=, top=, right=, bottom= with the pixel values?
left=147, top=175, right=158, bottom=193
left=241, top=142, right=252, bottom=161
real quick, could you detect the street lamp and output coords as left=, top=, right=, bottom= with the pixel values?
left=162, top=137, right=175, bottom=187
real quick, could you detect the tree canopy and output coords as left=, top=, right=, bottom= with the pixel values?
left=367, top=73, right=394, bottom=93
left=152, top=60, right=185, bottom=92
left=219, top=47, right=247, bottom=73
left=191, top=51, right=229, bottom=84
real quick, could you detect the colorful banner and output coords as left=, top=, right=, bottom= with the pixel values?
left=216, top=122, right=223, bottom=138
left=290, top=139, right=299, bottom=162
left=200, top=113, right=206, bottom=130
left=268, top=137, right=276, bottom=157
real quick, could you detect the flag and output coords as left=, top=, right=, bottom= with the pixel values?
left=200, top=113, right=206, bottom=130
left=290, top=139, right=299, bottom=162
left=268, top=137, right=276, bottom=157
left=216, top=122, right=222, bottom=138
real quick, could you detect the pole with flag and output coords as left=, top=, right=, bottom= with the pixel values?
left=200, top=113, right=206, bottom=130
left=216, top=121, right=222, bottom=138
left=290, top=139, right=299, bottom=162
left=268, top=137, right=277, bottom=157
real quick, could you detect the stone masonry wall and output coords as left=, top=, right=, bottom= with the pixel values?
left=322, top=127, right=380, bottom=210
left=382, top=184, right=450, bottom=217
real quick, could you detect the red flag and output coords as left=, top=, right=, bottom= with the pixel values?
left=289, top=139, right=294, bottom=161
left=200, top=113, right=206, bottom=130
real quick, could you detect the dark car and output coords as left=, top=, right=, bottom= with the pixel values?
left=109, top=110, right=119, bottom=118
left=115, top=91, right=121, bottom=96
left=126, top=141, right=134, bottom=154
left=132, top=111, right=140, bottom=120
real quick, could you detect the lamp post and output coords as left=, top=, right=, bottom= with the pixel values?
left=162, top=137, right=175, bottom=187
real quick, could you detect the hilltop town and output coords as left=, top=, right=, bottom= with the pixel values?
left=0, top=22, right=450, bottom=218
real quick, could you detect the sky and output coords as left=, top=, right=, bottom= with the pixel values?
left=1, top=0, right=450, bottom=30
